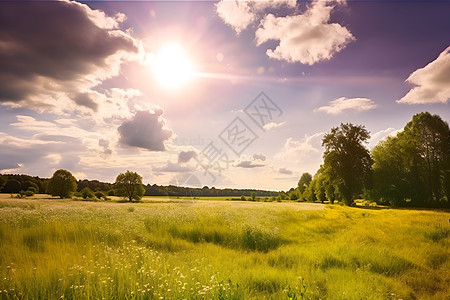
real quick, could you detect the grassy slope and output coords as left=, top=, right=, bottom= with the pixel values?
left=0, top=195, right=448, bottom=299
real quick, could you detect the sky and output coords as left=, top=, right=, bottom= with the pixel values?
left=0, top=0, right=449, bottom=191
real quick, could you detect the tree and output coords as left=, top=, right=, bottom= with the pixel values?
left=298, top=173, right=312, bottom=194
left=3, top=179, right=21, bottom=193
left=47, top=169, right=77, bottom=199
left=114, top=170, right=145, bottom=202
left=371, top=112, right=449, bottom=207
left=322, top=123, right=373, bottom=206
left=404, top=112, right=449, bottom=203
left=81, top=187, right=95, bottom=200
left=0, top=175, right=6, bottom=192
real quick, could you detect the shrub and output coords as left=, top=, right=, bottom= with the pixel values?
left=94, top=191, right=106, bottom=199
left=27, top=187, right=37, bottom=194
left=81, top=187, right=95, bottom=200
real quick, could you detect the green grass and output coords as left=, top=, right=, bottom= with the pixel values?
left=0, top=195, right=448, bottom=299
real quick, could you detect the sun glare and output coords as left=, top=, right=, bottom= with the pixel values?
left=152, top=43, right=195, bottom=90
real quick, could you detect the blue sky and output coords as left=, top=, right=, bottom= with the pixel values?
left=0, top=0, right=449, bottom=190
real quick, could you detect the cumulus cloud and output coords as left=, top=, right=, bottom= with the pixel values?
left=252, top=153, right=266, bottom=161
left=0, top=132, right=85, bottom=175
left=314, top=97, right=376, bottom=114
left=368, top=127, right=401, bottom=149
left=215, top=1, right=256, bottom=34
left=0, top=0, right=139, bottom=111
left=215, top=0, right=296, bottom=34
left=118, top=110, right=172, bottom=151
left=275, top=132, right=324, bottom=173
left=255, top=2, right=354, bottom=65
left=234, top=153, right=266, bottom=168
left=278, top=134, right=324, bottom=159
left=216, top=0, right=353, bottom=65
left=278, top=167, right=293, bottom=175
left=153, top=161, right=194, bottom=173
left=263, top=121, right=286, bottom=130
left=397, top=46, right=450, bottom=104
left=234, top=160, right=265, bottom=168
left=178, top=150, right=198, bottom=163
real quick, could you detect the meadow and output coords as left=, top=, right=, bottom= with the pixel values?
left=0, top=194, right=448, bottom=299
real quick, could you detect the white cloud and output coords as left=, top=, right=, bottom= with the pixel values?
left=255, top=1, right=354, bottom=65
left=368, top=127, right=401, bottom=149
left=153, top=161, right=194, bottom=173
left=314, top=97, right=376, bottom=114
left=275, top=133, right=325, bottom=176
left=397, top=46, right=450, bottom=104
left=216, top=0, right=353, bottom=65
left=277, top=133, right=324, bottom=160
left=215, top=0, right=296, bottom=34
left=215, top=1, right=255, bottom=34
left=263, top=121, right=286, bottom=130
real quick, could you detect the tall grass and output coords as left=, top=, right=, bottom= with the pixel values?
left=0, top=196, right=448, bottom=299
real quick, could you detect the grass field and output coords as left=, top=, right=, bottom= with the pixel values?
left=0, top=194, right=448, bottom=299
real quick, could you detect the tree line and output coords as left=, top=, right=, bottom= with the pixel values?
left=290, top=112, right=449, bottom=208
left=0, top=172, right=278, bottom=200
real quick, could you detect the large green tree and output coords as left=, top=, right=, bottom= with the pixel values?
left=47, top=169, right=77, bottom=199
left=322, top=123, right=373, bottom=205
left=372, top=112, right=449, bottom=206
left=114, top=170, right=145, bottom=202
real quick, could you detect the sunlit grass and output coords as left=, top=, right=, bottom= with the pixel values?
left=0, top=195, right=448, bottom=299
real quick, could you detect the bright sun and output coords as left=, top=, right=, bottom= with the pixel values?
left=152, top=43, right=195, bottom=90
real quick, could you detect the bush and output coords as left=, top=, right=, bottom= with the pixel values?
left=240, top=195, right=246, bottom=201
left=95, top=191, right=106, bottom=199
left=107, top=189, right=116, bottom=196
left=81, top=187, right=95, bottom=200
left=27, top=187, right=37, bottom=194
left=25, top=190, right=34, bottom=197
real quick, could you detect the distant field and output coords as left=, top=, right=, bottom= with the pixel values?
left=0, top=194, right=448, bottom=299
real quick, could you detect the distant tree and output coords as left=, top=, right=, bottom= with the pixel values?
left=114, top=170, right=145, bottom=202
left=27, top=186, right=37, bottom=194
left=298, top=173, right=312, bottom=194
left=3, top=179, right=21, bottom=193
left=322, top=123, right=373, bottom=206
left=251, top=192, right=256, bottom=201
left=81, top=187, right=95, bottom=199
left=94, top=191, right=106, bottom=199
left=302, top=180, right=317, bottom=202
left=314, top=175, right=327, bottom=203
left=0, top=175, right=6, bottom=192
left=289, top=190, right=299, bottom=200
left=22, top=181, right=39, bottom=193
left=47, top=169, right=78, bottom=199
